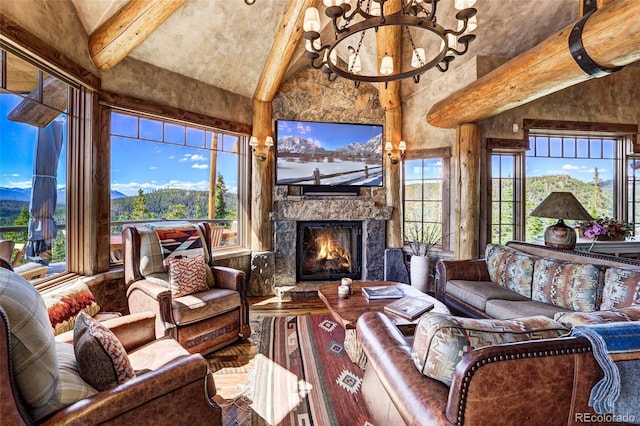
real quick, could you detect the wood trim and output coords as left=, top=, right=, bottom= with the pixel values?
left=88, top=0, right=187, bottom=71
left=523, top=119, right=638, bottom=135
left=100, top=90, right=251, bottom=135
left=427, top=0, right=640, bottom=128
left=405, top=147, right=451, bottom=161
left=0, top=13, right=100, bottom=90
left=486, top=138, right=529, bottom=150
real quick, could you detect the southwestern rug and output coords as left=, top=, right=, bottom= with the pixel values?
left=209, top=314, right=375, bottom=426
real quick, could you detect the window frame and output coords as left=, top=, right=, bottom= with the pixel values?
left=102, top=94, right=251, bottom=257
left=487, top=120, right=639, bottom=244
left=402, top=147, right=452, bottom=252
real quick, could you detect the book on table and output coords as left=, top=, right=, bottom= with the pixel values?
left=383, top=297, right=435, bottom=320
left=361, top=285, right=404, bottom=300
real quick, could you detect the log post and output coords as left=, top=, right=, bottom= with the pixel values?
left=251, top=99, right=273, bottom=251
left=89, top=0, right=187, bottom=71
left=455, top=124, right=480, bottom=259
left=378, top=0, right=403, bottom=249
left=427, top=0, right=640, bottom=128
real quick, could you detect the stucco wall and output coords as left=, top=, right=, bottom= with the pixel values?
left=1, top=0, right=252, bottom=125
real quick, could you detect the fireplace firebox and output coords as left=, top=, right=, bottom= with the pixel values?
left=297, top=221, right=362, bottom=281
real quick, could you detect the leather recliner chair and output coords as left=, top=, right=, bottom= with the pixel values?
left=123, top=222, right=251, bottom=355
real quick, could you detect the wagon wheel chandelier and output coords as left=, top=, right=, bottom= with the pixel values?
left=302, top=0, right=478, bottom=87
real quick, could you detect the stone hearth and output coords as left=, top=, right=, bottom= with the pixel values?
left=271, top=191, right=392, bottom=288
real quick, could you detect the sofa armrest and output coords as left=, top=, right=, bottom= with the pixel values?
left=435, top=259, right=490, bottom=300
left=357, top=312, right=451, bottom=425
left=55, top=312, right=157, bottom=352
left=42, top=354, right=221, bottom=426
left=447, top=336, right=602, bottom=425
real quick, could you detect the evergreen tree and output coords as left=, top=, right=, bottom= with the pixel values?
left=131, top=189, right=151, bottom=219
left=215, top=173, right=229, bottom=219
left=591, top=168, right=604, bottom=217
left=6, top=205, right=30, bottom=243
left=165, top=203, right=188, bottom=219
left=195, top=192, right=203, bottom=218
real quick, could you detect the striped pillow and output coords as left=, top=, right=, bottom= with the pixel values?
left=42, top=279, right=100, bottom=335
left=532, top=259, right=601, bottom=312
left=600, top=267, right=640, bottom=310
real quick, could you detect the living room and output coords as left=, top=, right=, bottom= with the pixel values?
left=1, top=0, right=640, bottom=425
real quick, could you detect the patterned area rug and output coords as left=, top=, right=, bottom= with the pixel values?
left=210, top=315, right=374, bottom=426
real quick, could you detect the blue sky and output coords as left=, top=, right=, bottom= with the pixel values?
left=1, top=94, right=239, bottom=197
left=0, top=94, right=67, bottom=189
left=276, top=120, right=382, bottom=150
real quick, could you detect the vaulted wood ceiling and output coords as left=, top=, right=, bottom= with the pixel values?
left=69, top=0, right=580, bottom=99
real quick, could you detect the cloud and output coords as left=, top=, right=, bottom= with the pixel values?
left=149, top=166, right=157, bottom=170
left=192, top=163, right=208, bottom=169
left=3, top=179, right=32, bottom=188
left=562, top=164, right=579, bottom=171
left=179, top=153, right=206, bottom=162
left=111, top=179, right=210, bottom=196
left=168, top=155, right=175, bottom=160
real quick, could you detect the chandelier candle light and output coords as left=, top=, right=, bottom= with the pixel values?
left=249, top=135, right=274, bottom=161
left=303, top=0, right=478, bottom=86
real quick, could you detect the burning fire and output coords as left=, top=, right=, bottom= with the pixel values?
left=316, top=234, right=351, bottom=270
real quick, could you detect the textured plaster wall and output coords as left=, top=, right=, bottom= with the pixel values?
left=101, top=58, right=252, bottom=125
left=1, top=0, right=98, bottom=74
left=1, top=0, right=252, bottom=125
left=481, top=65, right=640, bottom=140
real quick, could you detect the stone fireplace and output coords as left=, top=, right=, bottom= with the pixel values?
left=297, top=220, right=362, bottom=282
left=271, top=188, right=393, bottom=288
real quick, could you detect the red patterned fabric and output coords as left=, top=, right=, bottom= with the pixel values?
left=43, top=280, right=100, bottom=335
left=146, top=222, right=204, bottom=269
left=169, top=255, right=209, bottom=297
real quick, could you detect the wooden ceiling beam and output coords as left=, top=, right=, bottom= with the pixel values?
left=427, top=0, right=640, bottom=129
left=88, top=0, right=186, bottom=71
left=253, top=0, right=317, bottom=102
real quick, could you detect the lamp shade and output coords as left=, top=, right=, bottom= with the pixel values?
left=530, top=192, right=592, bottom=221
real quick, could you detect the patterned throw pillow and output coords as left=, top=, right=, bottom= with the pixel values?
left=532, top=259, right=601, bottom=312
left=73, top=312, right=135, bottom=391
left=411, top=313, right=567, bottom=386
left=555, top=305, right=640, bottom=328
left=169, top=255, right=209, bottom=297
left=485, top=244, right=536, bottom=297
left=600, top=267, right=640, bottom=310
left=42, top=279, right=101, bottom=335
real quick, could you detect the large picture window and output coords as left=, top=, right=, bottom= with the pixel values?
left=403, top=149, right=450, bottom=251
left=0, top=49, right=72, bottom=281
left=489, top=121, right=638, bottom=244
left=109, top=110, right=247, bottom=260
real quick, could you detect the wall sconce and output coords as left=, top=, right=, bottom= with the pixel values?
left=249, top=135, right=273, bottom=161
left=385, top=140, right=407, bottom=164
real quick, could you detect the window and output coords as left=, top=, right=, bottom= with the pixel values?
left=489, top=122, right=638, bottom=244
left=403, top=149, right=450, bottom=251
left=109, top=110, right=248, bottom=258
left=0, top=49, right=71, bottom=279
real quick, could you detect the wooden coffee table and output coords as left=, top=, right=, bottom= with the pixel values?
left=318, top=281, right=449, bottom=367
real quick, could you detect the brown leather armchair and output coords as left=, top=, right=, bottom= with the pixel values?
left=1, top=307, right=222, bottom=426
left=123, top=222, right=251, bottom=355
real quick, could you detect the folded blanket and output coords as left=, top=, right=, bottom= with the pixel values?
left=146, top=222, right=204, bottom=268
left=571, top=322, right=640, bottom=423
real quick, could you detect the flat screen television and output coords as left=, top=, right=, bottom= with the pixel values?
left=275, top=119, right=383, bottom=187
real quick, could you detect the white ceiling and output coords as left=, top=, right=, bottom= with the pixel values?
left=70, top=0, right=580, bottom=99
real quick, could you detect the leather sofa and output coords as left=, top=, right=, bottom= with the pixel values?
left=123, top=221, right=251, bottom=355
left=357, top=311, right=633, bottom=426
left=435, top=241, right=640, bottom=319
left=0, top=266, right=222, bottom=425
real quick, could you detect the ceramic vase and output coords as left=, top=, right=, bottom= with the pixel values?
left=410, top=255, right=429, bottom=293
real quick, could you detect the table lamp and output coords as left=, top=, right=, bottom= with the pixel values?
left=530, top=192, right=592, bottom=250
